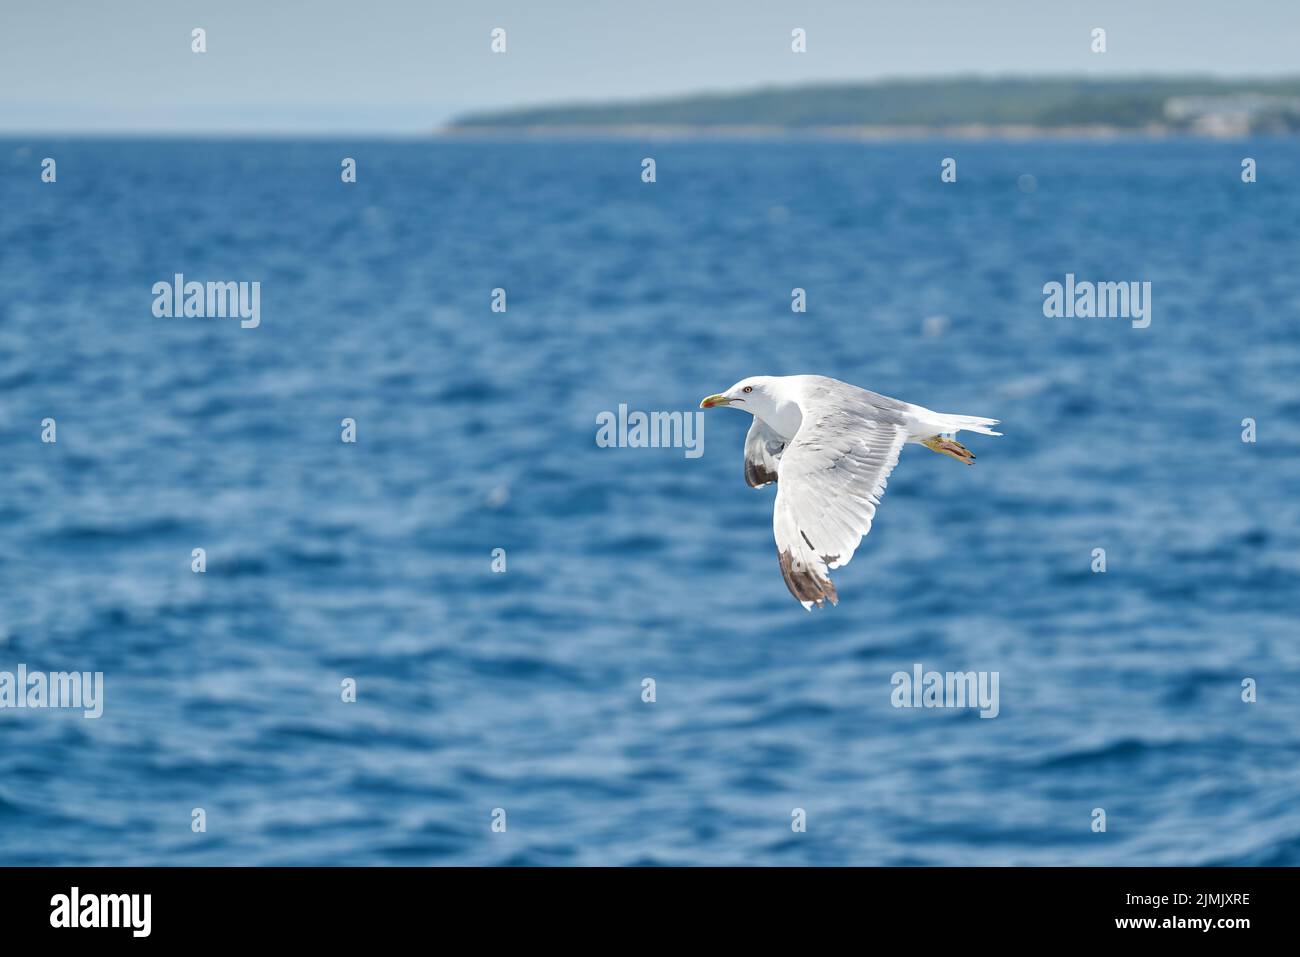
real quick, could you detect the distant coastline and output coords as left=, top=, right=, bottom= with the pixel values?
left=436, top=122, right=1260, bottom=141
left=443, top=75, right=1300, bottom=139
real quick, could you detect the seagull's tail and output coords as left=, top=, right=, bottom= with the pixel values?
left=937, top=413, right=1002, bottom=437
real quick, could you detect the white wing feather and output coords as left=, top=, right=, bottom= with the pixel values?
left=771, top=394, right=908, bottom=609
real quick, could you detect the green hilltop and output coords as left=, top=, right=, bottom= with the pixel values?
left=448, top=75, right=1300, bottom=132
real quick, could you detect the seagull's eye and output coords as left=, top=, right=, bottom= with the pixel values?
left=742, top=386, right=753, bottom=394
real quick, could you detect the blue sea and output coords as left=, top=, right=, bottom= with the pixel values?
left=2, top=137, right=1298, bottom=866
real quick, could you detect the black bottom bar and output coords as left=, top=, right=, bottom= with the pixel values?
left=0, top=866, right=1286, bottom=942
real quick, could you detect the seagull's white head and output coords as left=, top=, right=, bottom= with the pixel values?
left=699, top=376, right=779, bottom=418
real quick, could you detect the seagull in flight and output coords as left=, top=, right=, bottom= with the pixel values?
left=700, top=374, right=1000, bottom=609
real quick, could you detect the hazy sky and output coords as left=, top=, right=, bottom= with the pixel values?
left=3, top=0, right=1298, bottom=133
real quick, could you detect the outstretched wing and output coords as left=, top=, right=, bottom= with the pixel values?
left=743, top=418, right=786, bottom=488
left=772, top=405, right=908, bottom=609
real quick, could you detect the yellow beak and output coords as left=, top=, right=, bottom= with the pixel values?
left=699, top=394, right=732, bottom=409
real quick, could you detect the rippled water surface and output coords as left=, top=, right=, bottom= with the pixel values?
left=1, top=137, right=1298, bottom=864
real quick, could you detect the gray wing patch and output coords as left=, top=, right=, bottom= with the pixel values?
left=743, top=418, right=786, bottom=488
left=801, top=376, right=913, bottom=424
